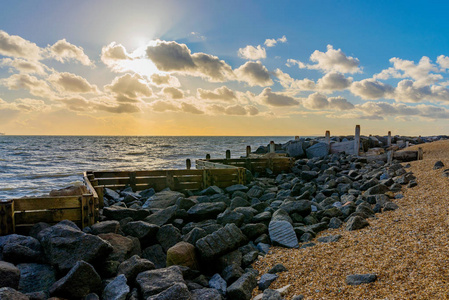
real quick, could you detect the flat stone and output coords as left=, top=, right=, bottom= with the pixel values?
left=209, top=273, right=227, bottom=297
left=144, top=205, right=178, bottom=226
left=17, top=263, right=56, bottom=294
left=142, top=191, right=184, bottom=209
left=317, top=234, right=341, bottom=243
left=346, top=273, right=377, bottom=285
left=91, top=221, right=120, bottom=235
left=187, top=202, right=227, bottom=221
left=226, top=272, right=257, bottom=300
left=166, top=242, right=199, bottom=270
left=258, top=273, right=278, bottom=291
left=345, top=216, right=369, bottom=231
left=268, top=221, right=299, bottom=248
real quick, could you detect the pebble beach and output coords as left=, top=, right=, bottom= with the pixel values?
left=253, top=140, right=449, bottom=299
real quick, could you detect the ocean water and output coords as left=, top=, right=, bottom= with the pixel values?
left=0, top=136, right=292, bottom=199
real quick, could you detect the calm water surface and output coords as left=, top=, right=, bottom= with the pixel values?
left=0, top=136, right=292, bottom=199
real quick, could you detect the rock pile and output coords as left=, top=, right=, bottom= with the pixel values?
left=0, top=152, right=417, bottom=299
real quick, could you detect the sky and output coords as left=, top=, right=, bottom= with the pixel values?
left=1, top=1, right=449, bottom=136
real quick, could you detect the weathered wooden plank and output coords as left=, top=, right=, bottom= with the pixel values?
left=0, top=200, right=14, bottom=235
left=93, top=169, right=204, bottom=178
left=14, top=197, right=81, bottom=211
left=175, top=176, right=203, bottom=183
left=15, top=209, right=81, bottom=225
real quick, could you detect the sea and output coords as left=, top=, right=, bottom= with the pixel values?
left=0, top=136, right=294, bottom=200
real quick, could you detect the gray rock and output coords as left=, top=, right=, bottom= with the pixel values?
left=217, top=209, right=245, bottom=227
left=37, top=221, right=112, bottom=272
left=183, top=227, right=208, bottom=245
left=188, top=202, right=227, bottom=221
left=268, top=220, right=299, bottom=248
left=176, top=198, right=197, bottom=210
left=222, top=264, right=244, bottom=284
left=0, top=261, right=20, bottom=289
left=147, top=282, right=191, bottom=300
left=346, top=273, right=377, bottom=285
left=317, top=234, right=341, bottom=243
left=218, top=250, right=242, bottom=270
left=200, top=186, right=224, bottom=196
left=383, top=202, right=399, bottom=211
left=241, top=223, right=268, bottom=240
left=91, top=220, right=120, bottom=235
left=226, top=272, right=257, bottom=300
left=144, top=205, right=179, bottom=226
left=306, top=142, right=329, bottom=159
left=328, top=217, right=343, bottom=229
left=280, top=200, right=312, bottom=216
left=122, top=221, right=159, bottom=242
left=157, top=224, right=182, bottom=252
left=242, top=251, right=259, bottom=267
left=300, top=242, right=316, bottom=249
left=17, top=263, right=56, bottom=294
left=226, top=184, right=249, bottom=194
left=142, top=191, right=184, bottom=209
left=136, top=266, right=185, bottom=298
left=365, top=184, right=389, bottom=196
left=268, top=264, right=287, bottom=274
left=234, top=207, right=258, bottom=223
left=97, top=233, right=135, bottom=263
left=258, top=273, right=278, bottom=291
left=253, top=211, right=272, bottom=223
left=1, top=234, right=42, bottom=264
left=102, top=274, right=130, bottom=300
left=247, top=186, right=264, bottom=198
left=103, top=206, right=149, bottom=221
left=230, top=197, right=250, bottom=210
left=300, top=232, right=313, bottom=242
left=209, top=273, right=227, bottom=297
left=142, top=244, right=166, bottom=269
left=433, top=160, right=444, bottom=170
left=271, top=209, right=292, bottom=224
left=285, top=140, right=305, bottom=158
left=196, top=223, right=247, bottom=260
left=345, top=216, right=369, bottom=231
left=262, top=288, right=283, bottom=300
left=49, top=261, right=101, bottom=298
left=191, top=288, right=222, bottom=300
left=117, top=255, right=155, bottom=283
left=0, top=287, right=29, bottom=300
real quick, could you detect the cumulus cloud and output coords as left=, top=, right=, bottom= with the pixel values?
left=208, top=104, right=259, bottom=116
left=197, top=86, right=236, bottom=101
left=48, top=72, right=98, bottom=94
left=101, top=42, right=132, bottom=65
left=288, top=45, right=360, bottom=74
left=48, top=39, right=93, bottom=66
left=150, top=73, right=180, bottom=87
left=437, top=55, right=449, bottom=69
left=146, top=40, right=234, bottom=82
left=355, top=101, right=449, bottom=120
left=189, top=32, right=206, bottom=41
left=162, top=87, right=184, bottom=99
left=238, top=45, right=266, bottom=60
left=105, top=73, right=152, bottom=100
left=56, top=96, right=91, bottom=111
left=274, top=69, right=351, bottom=92
left=96, top=103, right=141, bottom=114
left=151, top=100, right=180, bottom=112
left=316, top=72, right=352, bottom=91
left=1, top=73, right=53, bottom=97
left=0, top=30, right=41, bottom=60
left=302, top=93, right=354, bottom=111
left=235, top=61, right=273, bottom=87
left=350, top=79, right=394, bottom=100
left=0, top=58, right=47, bottom=75
left=389, top=56, right=442, bottom=86
left=258, top=88, right=299, bottom=106
left=264, top=35, right=287, bottom=47
left=181, top=102, right=204, bottom=114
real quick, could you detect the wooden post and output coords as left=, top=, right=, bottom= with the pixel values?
left=246, top=146, right=251, bottom=157
left=325, top=130, right=330, bottom=145
left=295, top=136, right=300, bottom=141
left=387, top=131, right=392, bottom=147
left=186, top=159, right=191, bottom=170
left=206, top=154, right=211, bottom=160
left=81, top=196, right=88, bottom=229
left=82, top=194, right=95, bottom=227
left=226, top=150, right=231, bottom=160
left=354, top=125, right=360, bottom=156
left=0, top=200, right=14, bottom=235
left=418, top=147, right=423, bottom=160
left=269, top=141, right=275, bottom=153
left=237, top=168, right=246, bottom=184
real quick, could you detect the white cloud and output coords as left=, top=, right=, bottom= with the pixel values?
left=350, top=79, right=394, bottom=100
left=197, top=86, right=236, bottom=101
left=258, top=88, right=299, bottom=106
left=288, top=45, right=361, bottom=74
left=48, top=72, right=98, bottom=94
left=189, top=32, right=206, bottom=41
left=316, top=72, right=352, bottom=91
left=48, top=39, right=93, bottom=66
left=101, top=42, right=132, bottom=65
left=150, top=73, right=180, bottom=87
left=0, top=58, right=47, bottom=75
left=302, top=93, right=354, bottom=111
left=105, top=73, right=152, bottom=100
left=162, top=87, right=184, bottom=99
left=437, top=55, right=449, bottom=69
left=355, top=101, right=449, bottom=120
left=150, top=100, right=180, bottom=112
left=208, top=104, right=259, bottom=116
left=181, top=102, right=204, bottom=114
left=1, top=73, right=53, bottom=97
left=274, top=69, right=351, bottom=92
left=238, top=45, right=266, bottom=60
left=0, top=30, right=41, bottom=60
left=389, top=56, right=442, bottom=86
left=235, top=61, right=273, bottom=87
left=264, top=35, right=287, bottom=47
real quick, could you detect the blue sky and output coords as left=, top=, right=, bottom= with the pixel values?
left=1, top=0, right=449, bottom=135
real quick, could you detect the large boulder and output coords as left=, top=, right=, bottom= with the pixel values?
left=142, top=244, right=167, bottom=269
left=279, top=200, right=312, bottom=216
left=191, top=288, right=222, bottom=300
left=144, top=205, right=178, bottom=227
left=142, top=191, right=184, bottom=209
left=156, top=225, right=182, bottom=252
left=97, top=233, right=136, bottom=263
left=17, top=263, right=56, bottom=294
left=226, top=272, right=257, bottom=300
left=0, top=287, right=29, bottom=300
left=37, top=221, right=113, bottom=272
left=187, top=202, right=227, bottom=221
left=102, top=274, right=130, bottom=300
left=284, top=140, right=305, bottom=158
left=49, top=261, right=102, bottom=298
left=195, top=224, right=247, bottom=261
left=136, top=266, right=185, bottom=298
left=91, top=221, right=120, bottom=235
left=306, top=142, right=329, bottom=159
left=1, top=234, right=42, bottom=264
left=117, top=255, right=155, bottom=283
left=166, top=242, right=199, bottom=270
left=147, top=282, right=191, bottom=300
left=122, top=221, right=159, bottom=242
left=268, top=220, right=299, bottom=248
left=0, top=261, right=20, bottom=289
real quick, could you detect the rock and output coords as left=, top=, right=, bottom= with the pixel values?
left=226, top=272, right=257, bottom=300
left=328, top=217, right=343, bottom=229
left=234, top=207, right=258, bottom=223
left=147, top=282, right=191, bottom=300
left=166, top=242, right=199, bottom=270
left=300, top=242, right=316, bottom=249
left=230, top=197, right=250, bottom=210
left=383, top=202, right=399, bottom=211
left=218, top=250, right=242, bottom=271
left=209, top=273, right=227, bottom=297
left=101, top=275, right=129, bottom=300
left=142, top=191, right=184, bottom=209
left=49, top=185, right=88, bottom=196
left=0, top=261, right=20, bottom=289
left=122, top=221, right=159, bottom=242
left=17, top=263, right=56, bottom=294
left=300, top=232, right=313, bottom=242
left=271, top=209, right=292, bottom=223
left=285, top=140, right=304, bottom=158
left=247, top=186, right=264, bottom=198
left=217, top=209, right=245, bottom=227
left=268, top=264, right=287, bottom=274
left=408, top=180, right=418, bottom=188
left=1, top=234, right=42, bottom=264
left=433, top=160, right=444, bottom=169
left=136, top=266, right=185, bottom=298
left=142, top=244, right=167, bottom=269
left=258, top=273, right=278, bottom=291
left=200, top=186, right=224, bottom=196
left=345, top=216, right=369, bottom=231
left=176, top=198, right=197, bottom=210
left=91, top=221, right=120, bottom=235
left=306, top=142, right=329, bottom=159
left=317, top=234, right=341, bottom=243
left=183, top=227, right=208, bottom=245
left=28, top=223, right=50, bottom=239
left=346, top=273, right=377, bottom=285
left=261, top=289, right=283, bottom=300
left=226, top=184, right=249, bottom=194
left=144, top=205, right=179, bottom=226
left=97, top=233, right=135, bottom=263
left=157, top=224, right=182, bottom=252
left=280, top=200, right=312, bottom=216
left=268, top=221, right=299, bottom=248
left=117, top=255, right=155, bottom=283
left=222, top=265, right=244, bottom=284
left=242, top=251, right=259, bottom=267
left=103, top=206, right=149, bottom=221
left=241, top=223, right=268, bottom=240
left=49, top=261, right=101, bottom=298
left=196, top=224, right=247, bottom=260
left=191, top=288, right=222, bottom=300
left=364, top=184, right=389, bottom=196
left=187, top=202, right=227, bottom=221
left=0, top=287, right=29, bottom=300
